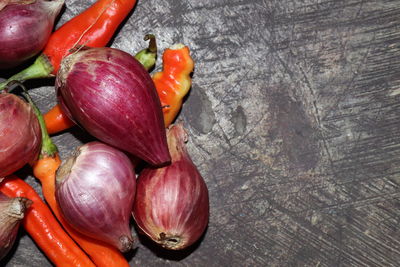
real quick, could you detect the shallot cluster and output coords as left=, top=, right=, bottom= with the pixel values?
left=0, top=38, right=208, bottom=261
left=54, top=46, right=209, bottom=252
left=55, top=125, right=209, bottom=252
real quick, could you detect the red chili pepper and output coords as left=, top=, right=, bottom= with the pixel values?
left=0, top=176, right=96, bottom=267
left=0, top=0, right=137, bottom=89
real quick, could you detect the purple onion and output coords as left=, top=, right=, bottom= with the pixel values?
left=0, top=0, right=64, bottom=69
left=133, top=124, right=209, bottom=250
left=55, top=141, right=136, bottom=252
left=0, top=191, right=32, bottom=260
left=0, top=92, right=41, bottom=177
left=56, top=47, right=171, bottom=166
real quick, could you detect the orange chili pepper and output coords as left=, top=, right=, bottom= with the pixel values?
left=0, top=0, right=137, bottom=89
left=24, top=86, right=131, bottom=267
left=152, top=44, right=194, bottom=127
left=0, top=176, right=96, bottom=267
left=43, top=104, right=75, bottom=134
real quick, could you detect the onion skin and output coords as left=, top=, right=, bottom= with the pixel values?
left=0, top=0, right=64, bottom=69
left=55, top=141, right=136, bottom=252
left=0, top=93, right=41, bottom=177
left=132, top=123, right=209, bottom=250
left=0, top=192, right=31, bottom=260
left=56, top=47, right=171, bottom=166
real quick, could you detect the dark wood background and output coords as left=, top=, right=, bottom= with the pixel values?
left=2, top=0, right=400, bottom=266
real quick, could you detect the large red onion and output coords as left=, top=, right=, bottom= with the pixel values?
left=0, top=191, right=31, bottom=260
left=0, top=92, right=41, bottom=177
left=132, top=124, right=209, bottom=250
left=0, top=0, right=64, bottom=69
left=56, top=47, right=170, bottom=166
left=55, top=141, right=136, bottom=252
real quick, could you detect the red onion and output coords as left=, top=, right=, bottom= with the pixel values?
left=56, top=47, right=170, bottom=166
left=55, top=141, right=136, bottom=252
left=0, top=92, right=41, bottom=177
left=132, top=124, right=209, bottom=250
left=0, top=0, right=64, bottom=69
left=0, top=191, right=31, bottom=260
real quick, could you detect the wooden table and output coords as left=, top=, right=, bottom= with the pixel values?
left=2, top=0, right=400, bottom=266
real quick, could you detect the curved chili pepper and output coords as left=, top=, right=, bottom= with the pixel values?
left=0, top=176, right=96, bottom=267
left=152, top=43, right=194, bottom=127
left=22, top=86, right=130, bottom=267
left=0, top=0, right=137, bottom=89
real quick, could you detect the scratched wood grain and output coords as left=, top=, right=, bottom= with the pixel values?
left=2, top=0, right=400, bottom=266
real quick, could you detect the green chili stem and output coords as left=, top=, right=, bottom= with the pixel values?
left=0, top=55, right=54, bottom=91
left=134, top=34, right=157, bottom=71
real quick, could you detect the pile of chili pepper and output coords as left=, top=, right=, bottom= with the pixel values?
left=0, top=0, right=195, bottom=266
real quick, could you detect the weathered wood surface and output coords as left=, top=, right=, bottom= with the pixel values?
left=2, top=0, right=400, bottom=266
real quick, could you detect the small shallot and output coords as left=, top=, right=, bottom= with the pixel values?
left=56, top=47, right=170, bottom=166
left=0, top=191, right=31, bottom=260
left=56, top=141, right=136, bottom=252
left=0, top=0, right=64, bottom=69
left=0, top=92, right=41, bottom=177
left=133, top=123, right=209, bottom=250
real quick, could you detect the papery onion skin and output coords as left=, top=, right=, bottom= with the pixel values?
left=0, top=93, right=41, bottom=177
left=55, top=141, right=136, bottom=252
left=0, top=0, right=64, bottom=69
left=56, top=47, right=171, bottom=166
left=132, top=123, right=209, bottom=250
left=0, top=192, right=31, bottom=260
